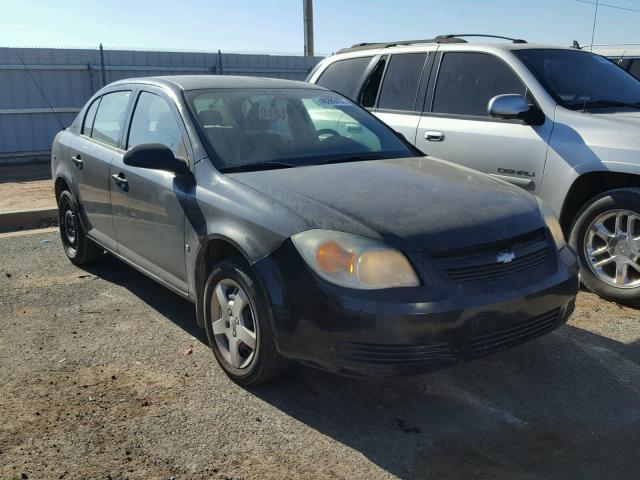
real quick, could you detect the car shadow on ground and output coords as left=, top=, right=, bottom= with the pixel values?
left=80, top=254, right=640, bottom=480
left=79, top=253, right=207, bottom=344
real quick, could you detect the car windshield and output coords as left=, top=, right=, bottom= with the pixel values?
left=515, top=48, right=640, bottom=110
left=185, top=88, right=412, bottom=172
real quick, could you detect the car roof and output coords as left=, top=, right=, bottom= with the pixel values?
left=108, top=75, right=326, bottom=92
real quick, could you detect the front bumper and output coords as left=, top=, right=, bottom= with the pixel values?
left=253, top=240, right=579, bottom=377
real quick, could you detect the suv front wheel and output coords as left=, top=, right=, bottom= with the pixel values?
left=569, top=188, right=640, bottom=306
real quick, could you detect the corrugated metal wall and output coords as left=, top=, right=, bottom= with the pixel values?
left=0, top=46, right=323, bottom=160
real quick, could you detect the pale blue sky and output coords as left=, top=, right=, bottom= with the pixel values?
left=1, top=0, right=640, bottom=54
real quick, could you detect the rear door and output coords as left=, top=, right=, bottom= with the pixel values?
left=364, top=50, right=435, bottom=143
left=72, top=90, right=132, bottom=250
left=415, top=51, right=553, bottom=193
left=109, top=87, right=190, bottom=292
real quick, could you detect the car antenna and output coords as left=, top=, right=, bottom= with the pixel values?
left=582, top=0, right=600, bottom=112
left=572, top=40, right=581, bottom=49
left=13, top=48, right=66, bottom=130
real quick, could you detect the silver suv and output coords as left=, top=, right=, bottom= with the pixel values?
left=308, top=34, right=640, bottom=305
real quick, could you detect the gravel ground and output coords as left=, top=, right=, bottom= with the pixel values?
left=1, top=230, right=639, bottom=480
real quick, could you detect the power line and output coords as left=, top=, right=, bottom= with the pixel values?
left=572, top=0, right=640, bottom=13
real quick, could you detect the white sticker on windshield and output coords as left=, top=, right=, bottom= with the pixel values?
left=314, top=96, right=353, bottom=107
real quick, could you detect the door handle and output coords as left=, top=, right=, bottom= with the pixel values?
left=111, top=173, right=129, bottom=191
left=71, top=154, right=83, bottom=168
left=424, top=131, right=445, bottom=142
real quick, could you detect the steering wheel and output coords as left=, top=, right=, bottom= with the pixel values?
left=317, top=128, right=341, bottom=139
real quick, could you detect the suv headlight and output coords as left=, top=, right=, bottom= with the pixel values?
left=291, top=230, right=420, bottom=289
left=537, top=199, right=566, bottom=250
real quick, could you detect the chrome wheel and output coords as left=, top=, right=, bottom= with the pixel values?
left=584, top=209, right=640, bottom=288
left=210, top=279, right=257, bottom=369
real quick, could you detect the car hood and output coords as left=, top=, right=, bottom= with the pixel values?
left=228, top=157, right=544, bottom=253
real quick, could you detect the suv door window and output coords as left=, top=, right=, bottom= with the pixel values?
left=128, top=92, right=184, bottom=155
left=316, top=56, right=372, bottom=100
left=629, top=59, right=640, bottom=80
left=361, top=58, right=386, bottom=108
left=91, top=91, right=131, bottom=147
left=377, top=53, right=428, bottom=111
left=82, top=97, right=100, bottom=137
left=432, top=52, right=525, bottom=117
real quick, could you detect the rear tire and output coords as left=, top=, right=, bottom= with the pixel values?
left=58, top=190, right=103, bottom=265
left=569, top=188, right=640, bottom=306
left=203, top=258, right=291, bottom=386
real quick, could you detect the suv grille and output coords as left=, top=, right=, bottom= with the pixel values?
left=433, top=229, right=553, bottom=284
left=470, top=307, right=561, bottom=357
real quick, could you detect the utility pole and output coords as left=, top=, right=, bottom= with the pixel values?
left=303, top=0, right=314, bottom=56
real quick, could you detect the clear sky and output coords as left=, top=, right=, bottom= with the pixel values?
left=1, top=0, right=639, bottom=55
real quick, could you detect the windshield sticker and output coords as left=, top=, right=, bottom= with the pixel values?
left=314, top=96, right=353, bottom=107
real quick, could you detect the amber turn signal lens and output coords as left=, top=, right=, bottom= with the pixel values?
left=316, top=241, right=356, bottom=274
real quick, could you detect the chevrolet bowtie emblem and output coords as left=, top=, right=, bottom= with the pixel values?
left=496, top=252, right=516, bottom=264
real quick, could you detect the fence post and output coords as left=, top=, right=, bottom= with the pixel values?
left=87, top=62, right=95, bottom=93
left=99, top=43, right=106, bottom=86
left=218, top=49, right=223, bottom=75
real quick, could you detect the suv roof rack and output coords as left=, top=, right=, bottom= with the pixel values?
left=336, top=34, right=527, bottom=54
left=436, top=34, right=527, bottom=44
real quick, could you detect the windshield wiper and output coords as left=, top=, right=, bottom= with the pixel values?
left=317, top=153, right=402, bottom=166
left=568, top=99, right=640, bottom=110
left=219, top=161, right=297, bottom=173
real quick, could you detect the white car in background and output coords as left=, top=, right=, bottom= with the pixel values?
left=308, top=34, right=640, bottom=305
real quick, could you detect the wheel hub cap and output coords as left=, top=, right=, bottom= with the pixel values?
left=210, top=279, right=257, bottom=369
left=585, top=209, right=640, bottom=288
left=64, top=209, right=77, bottom=245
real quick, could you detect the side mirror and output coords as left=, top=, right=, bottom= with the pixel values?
left=123, top=143, right=189, bottom=176
left=488, top=94, right=530, bottom=118
left=488, top=94, right=545, bottom=126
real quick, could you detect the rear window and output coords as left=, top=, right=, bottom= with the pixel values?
left=316, top=57, right=372, bottom=100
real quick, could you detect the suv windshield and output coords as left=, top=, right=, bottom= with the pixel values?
left=186, top=88, right=412, bottom=172
left=516, top=49, right=640, bottom=110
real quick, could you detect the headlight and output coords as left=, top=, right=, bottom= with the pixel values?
left=291, top=230, right=420, bottom=289
left=537, top=199, right=566, bottom=250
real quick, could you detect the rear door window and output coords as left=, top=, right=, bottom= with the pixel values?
left=431, top=52, right=525, bottom=117
left=82, top=98, right=100, bottom=137
left=316, top=56, right=372, bottom=100
left=377, top=53, right=428, bottom=111
left=91, top=91, right=132, bottom=147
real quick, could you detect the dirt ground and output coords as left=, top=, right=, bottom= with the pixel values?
left=1, top=230, right=639, bottom=480
left=0, top=165, right=54, bottom=213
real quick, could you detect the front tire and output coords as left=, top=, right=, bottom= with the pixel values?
left=203, top=258, right=291, bottom=385
left=569, top=188, right=640, bottom=306
left=57, top=190, right=103, bottom=265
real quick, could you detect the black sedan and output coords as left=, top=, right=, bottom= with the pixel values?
left=51, top=75, right=579, bottom=385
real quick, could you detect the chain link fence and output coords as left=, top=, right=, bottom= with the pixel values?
left=0, top=45, right=324, bottom=165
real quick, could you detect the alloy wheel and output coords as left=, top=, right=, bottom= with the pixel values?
left=584, top=209, right=640, bottom=288
left=210, top=278, right=257, bottom=369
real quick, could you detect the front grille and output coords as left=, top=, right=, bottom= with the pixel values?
left=470, top=307, right=561, bottom=357
left=444, top=247, right=549, bottom=283
left=563, top=299, right=576, bottom=320
left=337, top=342, right=457, bottom=367
left=433, top=228, right=553, bottom=284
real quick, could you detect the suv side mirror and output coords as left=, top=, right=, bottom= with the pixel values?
left=488, top=94, right=545, bottom=126
left=123, top=143, right=189, bottom=176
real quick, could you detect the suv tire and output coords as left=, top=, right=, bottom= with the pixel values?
left=569, top=188, right=640, bottom=306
